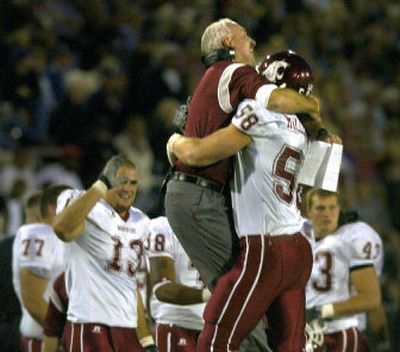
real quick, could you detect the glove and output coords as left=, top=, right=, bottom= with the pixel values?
left=144, top=345, right=158, bottom=352
left=306, top=307, right=322, bottom=324
left=166, top=133, right=181, bottom=166
left=94, top=154, right=130, bottom=193
left=305, top=320, right=326, bottom=352
left=172, top=96, right=191, bottom=132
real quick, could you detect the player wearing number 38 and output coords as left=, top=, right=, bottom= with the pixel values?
left=167, top=51, right=341, bottom=352
left=53, top=154, right=157, bottom=352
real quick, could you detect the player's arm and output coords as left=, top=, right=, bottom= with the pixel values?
left=367, top=304, right=391, bottom=351
left=170, top=124, right=251, bottom=167
left=268, top=88, right=318, bottom=115
left=321, top=266, right=381, bottom=318
left=136, top=288, right=157, bottom=351
left=53, top=186, right=103, bottom=242
left=42, top=336, right=60, bottom=352
left=43, top=273, right=68, bottom=352
left=150, top=256, right=210, bottom=305
left=20, top=267, right=49, bottom=325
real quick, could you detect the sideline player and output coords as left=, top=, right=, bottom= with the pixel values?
left=330, top=210, right=390, bottom=350
left=305, top=189, right=381, bottom=351
left=13, top=185, right=69, bottom=352
left=147, top=216, right=209, bottom=351
left=53, top=154, right=156, bottom=351
left=168, top=51, right=338, bottom=351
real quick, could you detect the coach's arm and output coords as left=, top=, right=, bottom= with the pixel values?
left=168, top=124, right=251, bottom=167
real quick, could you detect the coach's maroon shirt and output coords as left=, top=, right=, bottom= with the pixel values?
left=176, top=60, right=273, bottom=185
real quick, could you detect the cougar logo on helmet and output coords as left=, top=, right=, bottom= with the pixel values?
left=262, top=60, right=289, bottom=86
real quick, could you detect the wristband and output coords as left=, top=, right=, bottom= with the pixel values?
left=202, top=288, right=211, bottom=302
left=92, top=180, right=108, bottom=195
left=321, top=304, right=334, bottom=318
left=140, top=335, right=155, bottom=348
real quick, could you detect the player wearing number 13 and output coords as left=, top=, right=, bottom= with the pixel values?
left=53, top=154, right=156, bottom=352
left=168, top=51, right=334, bottom=352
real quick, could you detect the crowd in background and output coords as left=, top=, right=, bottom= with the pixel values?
left=0, top=0, right=399, bottom=347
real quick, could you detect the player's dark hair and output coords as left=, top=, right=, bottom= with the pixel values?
left=25, top=191, right=43, bottom=210
left=40, top=184, right=72, bottom=219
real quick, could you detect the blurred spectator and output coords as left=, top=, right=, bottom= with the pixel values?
left=0, top=144, right=36, bottom=198
left=149, top=98, right=181, bottom=175
left=113, top=115, right=154, bottom=190
left=35, top=145, right=83, bottom=190
left=49, top=69, right=98, bottom=146
left=87, top=56, right=129, bottom=134
left=113, top=114, right=157, bottom=212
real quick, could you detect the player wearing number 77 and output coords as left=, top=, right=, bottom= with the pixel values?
left=12, top=185, right=71, bottom=352
left=53, top=154, right=157, bottom=352
left=167, top=51, right=341, bottom=352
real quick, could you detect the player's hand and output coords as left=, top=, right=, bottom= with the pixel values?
left=166, top=133, right=181, bottom=165
left=317, top=130, right=342, bottom=145
left=97, top=156, right=129, bottom=191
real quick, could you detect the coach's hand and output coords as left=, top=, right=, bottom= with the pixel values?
left=166, top=133, right=181, bottom=165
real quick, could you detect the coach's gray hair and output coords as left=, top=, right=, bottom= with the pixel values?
left=201, top=18, right=238, bottom=55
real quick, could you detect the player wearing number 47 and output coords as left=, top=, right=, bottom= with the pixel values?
left=167, top=51, right=341, bottom=352
left=304, top=189, right=387, bottom=352
left=53, top=154, right=157, bottom=352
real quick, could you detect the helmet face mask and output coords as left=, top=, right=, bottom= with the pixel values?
left=257, top=50, right=314, bottom=96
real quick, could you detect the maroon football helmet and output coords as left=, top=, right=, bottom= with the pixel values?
left=257, top=50, right=314, bottom=96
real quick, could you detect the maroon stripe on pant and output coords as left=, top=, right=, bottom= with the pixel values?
left=20, top=336, right=42, bottom=352
left=199, top=235, right=265, bottom=351
left=324, top=327, right=369, bottom=352
left=63, top=321, right=144, bottom=352
left=156, top=323, right=199, bottom=352
left=198, top=233, right=313, bottom=352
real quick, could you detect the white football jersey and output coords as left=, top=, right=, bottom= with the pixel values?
left=336, top=221, right=384, bottom=331
left=57, top=189, right=150, bottom=328
left=12, top=223, right=65, bottom=338
left=306, top=233, right=374, bottom=333
left=231, top=99, right=306, bottom=236
left=147, top=216, right=205, bottom=331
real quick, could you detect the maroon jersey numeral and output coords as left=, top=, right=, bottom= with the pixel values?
left=235, top=104, right=259, bottom=131
left=272, top=145, right=301, bottom=205
left=106, top=237, right=143, bottom=277
left=153, top=234, right=166, bottom=252
left=362, top=241, right=381, bottom=260
left=312, top=251, right=333, bottom=292
left=22, top=239, right=45, bottom=256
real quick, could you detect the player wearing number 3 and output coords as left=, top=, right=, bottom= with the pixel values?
left=168, top=51, right=341, bottom=351
left=53, top=154, right=156, bottom=352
